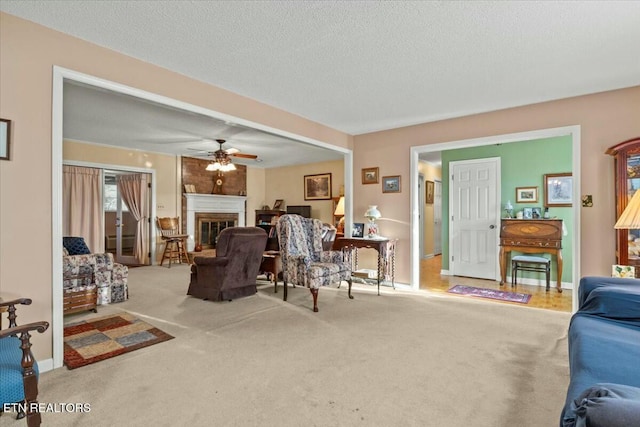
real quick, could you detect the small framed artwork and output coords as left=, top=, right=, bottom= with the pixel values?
left=352, top=223, right=364, bottom=238
left=532, top=207, right=542, bottom=219
left=382, top=175, right=401, bottom=193
left=425, top=180, right=434, bottom=204
left=516, top=186, right=538, bottom=203
left=362, top=167, right=379, bottom=184
left=544, top=173, right=573, bottom=207
left=0, top=118, right=11, bottom=161
left=523, top=207, right=533, bottom=219
left=273, top=199, right=284, bottom=210
left=304, top=173, right=332, bottom=200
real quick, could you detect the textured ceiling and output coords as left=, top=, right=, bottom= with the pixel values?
left=2, top=1, right=640, bottom=164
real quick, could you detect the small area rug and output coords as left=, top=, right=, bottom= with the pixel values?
left=447, top=285, right=532, bottom=304
left=64, top=312, right=174, bottom=369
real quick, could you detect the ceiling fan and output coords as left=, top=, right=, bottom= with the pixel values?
left=201, top=139, right=258, bottom=172
left=189, top=139, right=258, bottom=160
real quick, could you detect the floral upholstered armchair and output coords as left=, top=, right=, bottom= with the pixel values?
left=62, top=237, right=128, bottom=314
left=276, top=214, right=352, bottom=312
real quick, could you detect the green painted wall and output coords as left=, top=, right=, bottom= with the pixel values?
left=441, top=135, right=573, bottom=283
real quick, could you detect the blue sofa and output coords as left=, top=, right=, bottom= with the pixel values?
left=560, top=276, right=640, bottom=426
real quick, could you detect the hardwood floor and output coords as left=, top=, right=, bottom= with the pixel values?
left=420, top=255, right=572, bottom=312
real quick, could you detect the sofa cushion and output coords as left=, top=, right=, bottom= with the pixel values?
left=580, top=285, right=640, bottom=321
left=63, top=236, right=91, bottom=255
left=566, top=383, right=640, bottom=427
left=561, top=313, right=640, bottom=425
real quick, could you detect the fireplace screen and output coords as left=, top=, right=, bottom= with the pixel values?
left=195, top=213, right=238, bottom=249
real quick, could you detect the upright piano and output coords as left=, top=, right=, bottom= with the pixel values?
left=499, top=219, right=563, bottom=292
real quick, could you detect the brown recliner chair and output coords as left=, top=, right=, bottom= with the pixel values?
left=187, top=227, right=268, bottom=302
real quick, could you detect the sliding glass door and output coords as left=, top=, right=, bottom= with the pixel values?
left=104, top=171, right=151, bottom=265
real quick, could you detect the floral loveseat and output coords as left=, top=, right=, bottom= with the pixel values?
left=62, top=237, right=128, bottom=314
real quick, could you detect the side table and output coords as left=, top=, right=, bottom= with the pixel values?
left=260, top=251, right=282, bottom=294
left=333, top=237, right=397, bottom=295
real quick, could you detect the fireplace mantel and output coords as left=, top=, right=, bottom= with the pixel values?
left=184, top=194, right=246, bottom=251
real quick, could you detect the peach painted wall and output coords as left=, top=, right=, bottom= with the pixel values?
left=265, top=159, right=344, bottom=224
left=0, top=13, right=351, bottom=360
left=354, top=86, right=640, bottom=284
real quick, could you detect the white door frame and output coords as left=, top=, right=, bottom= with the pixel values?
left=418, top=173, right=425, bottom=258
left=52, top=66, right=353, bottom=369
left=410, top=125, right=581, bottom=313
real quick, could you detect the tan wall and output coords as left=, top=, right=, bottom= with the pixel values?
left=264, top=159, right=344, bottom=224
left=354, top=86, right=640, bottom=284
left=0, top=13, right=351, bottom=361
left=418, top=161, right=442, bottom=256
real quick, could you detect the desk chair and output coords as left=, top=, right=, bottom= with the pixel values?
left=511, top=255, right=551, bottom=291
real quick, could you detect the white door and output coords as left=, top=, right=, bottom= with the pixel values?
left=433, top=180, right=442, bottom=255
left=450, top=158, right=500, bottom=280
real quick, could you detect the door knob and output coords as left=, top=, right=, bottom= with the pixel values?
left=489, top=225, right=495, bottom=229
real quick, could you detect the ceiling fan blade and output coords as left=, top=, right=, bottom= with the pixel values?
left=231, top=153, right=258, bottom=159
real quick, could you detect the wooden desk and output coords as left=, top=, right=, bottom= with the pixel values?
left=499, top=219, right=563, bottom=293
left=334, top=237, right=397, bottom=295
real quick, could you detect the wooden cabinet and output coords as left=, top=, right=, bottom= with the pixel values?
left=255, top=210, right=284, bottom=251
left=606, top=137, right=640, bottom=269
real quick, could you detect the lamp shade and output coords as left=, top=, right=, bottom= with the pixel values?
left=334, top=197, right=345, bottom=216
left=364, top=205, right=381, bottom=220
left=615, top=189, right=640, bottom=229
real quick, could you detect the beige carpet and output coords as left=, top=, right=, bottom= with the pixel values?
left=20, top=265, right=570, bottom=426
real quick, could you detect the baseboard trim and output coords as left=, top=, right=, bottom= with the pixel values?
left=38, top=358, right=55, bottom=373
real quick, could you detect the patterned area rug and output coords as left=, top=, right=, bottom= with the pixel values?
left=64, top=312, right=174, bottom=369
left=447, top=285, right=532, bottom=304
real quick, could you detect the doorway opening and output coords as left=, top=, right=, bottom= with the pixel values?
left=410, top=126, right=581, bottom=313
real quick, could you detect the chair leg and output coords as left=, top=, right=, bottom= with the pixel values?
left=160, top=241, right=170, bottom=266
left=310, top=288, right=319, bottom=312
left=179, top=239, right=189, bottom=264
left=546, top=264, right=551, bottom=292
left=511, top=262, right=517, bottom=287
left=348, top=278, right=353, bottom=299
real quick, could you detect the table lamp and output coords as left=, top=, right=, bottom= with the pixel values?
left=615, top=189, right=640, bottom=230
left=504, top=200, right=513, bottom=218
left=334, top=196, right=345, bottom=233
left=364, top=205, right=382, bottom=238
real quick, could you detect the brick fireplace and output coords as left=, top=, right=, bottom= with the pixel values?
left=195, top=212, right=238, bottom=249
left=184, top=194, right=247, bottom=251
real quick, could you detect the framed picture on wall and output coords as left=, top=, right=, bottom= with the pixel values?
left=544, top=173, right=573, bottom=207
left=382, top=175, right=401, bottom=193
left=425, top=180, right=434, bottom=204
left=362, top=167, right=379, bottom=184
left=516, top=186, right=538, bottom=203
left=304, top=173, right=332, bottom=200
left=0, top=118, right=10, bottom=161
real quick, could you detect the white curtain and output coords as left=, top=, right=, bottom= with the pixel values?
left=63, top=165, right=103, bottom=252
left=117, top=173, right=150, bottom=264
